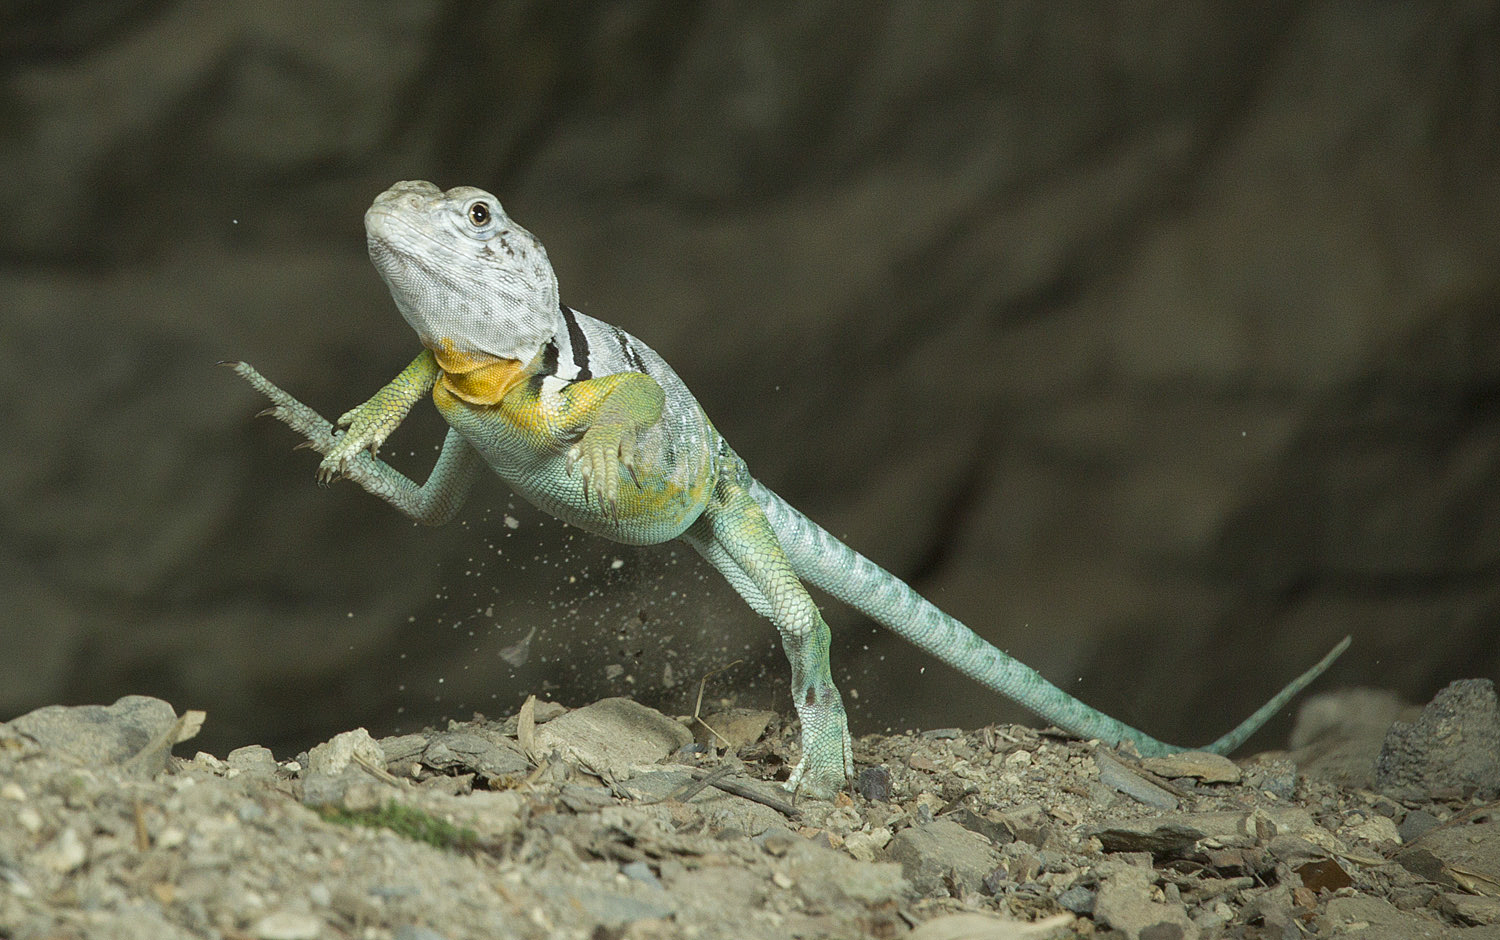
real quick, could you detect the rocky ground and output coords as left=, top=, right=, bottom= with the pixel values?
left=1, top=680, right=1497, bottom=940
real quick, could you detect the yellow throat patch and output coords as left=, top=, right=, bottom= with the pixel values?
left=430, top=339, right=529, bottom=405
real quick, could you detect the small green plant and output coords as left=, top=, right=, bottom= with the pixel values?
left=321, top=801, right=480, bottom=852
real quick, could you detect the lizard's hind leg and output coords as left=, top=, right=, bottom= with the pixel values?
left=687, top=478, right=853, bottom=799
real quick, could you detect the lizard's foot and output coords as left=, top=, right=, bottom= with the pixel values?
left=785, top=754, right=848, bottom=802
left=228, top=361, right=341, bottom=455
left=565, top=420, right=642, bottom=516
left=318, top=399, right=402, bottom=483
left=785, top=701, right=855, bottom=801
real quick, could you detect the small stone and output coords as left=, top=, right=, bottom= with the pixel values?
left=227, top=745, right=279, bottom=776
left=1294, top=858, right=1353, bottom=892
left=1397, top=808, right=1440, bottom=843
left=1395, top=818, right=1500, bottom=894
left=994, top=803, right=1050, bottom=847
left=1439, top=893, right=1500, bottom=926
left=1057, top=885, right=1096, bottom=914
left=906, top=912, right=1048, bottom=939
left=1319, top=896, right=1442, bottom=937
left=886, top=819, right=1002, bottom=896
left=920, top=728, right=963, bottom=740
left=192, top=751, right=228, bottom=772
left=251, top=910, right=323, bottom=940
left=843, top=827, right=892, bottom=862
left=694, top=708, right=775, bottom=750
left=0, top=782, right=24, bottom=801
left=1095, top=751, right=1177, bottom=810
left=304, top=728, right=384, bottom=777
left=946, top=807, right=1015, bottom=847
left=36, top=827, right=86, bottom=873
left=1138, top=751, right=1241, bottom=785
left=301, top=729, right=386, bottom=809
left=1240, top=757, right=1296, bottom=800
left=393, top=927, right=451, bottom=940
left=1267, top=834, right=1331, bottom=868
left=377, top=733, right=428, bottom=766
left=1341, top=814, right=1401, bottom=847
left=855, top=765, right=891, bottom=802
left=621, top=860, right=662, bottom=889
left=16, top=807, right=42, bottom=833
left=1091, top=816, right=1213, bottom=857
left=532, top=697, right=692, bottom=780
left=1094, top=866, right=1198, bottom=940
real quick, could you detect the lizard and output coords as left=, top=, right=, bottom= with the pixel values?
left=229, top=180, right=1351, bottom=799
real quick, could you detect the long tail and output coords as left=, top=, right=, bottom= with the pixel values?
left=750, top=480, right=1349, bottom=756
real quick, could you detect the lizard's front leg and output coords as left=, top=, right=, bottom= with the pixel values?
left=687, top=473, right=853, bottom=800
left=544, top=372, right=665, bottom=517
left=320, top=349, right=440, bottom=482
left=231, top=360, right=483, bottom=526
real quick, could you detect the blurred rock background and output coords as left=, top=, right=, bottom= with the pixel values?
left=3, top=2, right=1498, bottom=757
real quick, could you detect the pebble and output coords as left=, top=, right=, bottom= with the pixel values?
left=843, top=827, right=892, bottom=862
left=1397, top=808, right=1440, bottom=843
left=304, top=728, right=384, bottom=778
left=251, top=910, right=322, bottom=940
left=16, top=807, right=42, bottom=833
left=1396, top=818, right=1500, bottom=894
left=693, top=708, right=775, bottom=749
left=1094, top=866, right=1198, bottom=940
left=906, top=911, right=1052, bottom=939
left=227, top=745, right=279, bottom=776
left=620, top=860, right=662, bottom=889
left=887, top=819, right=1002, bottom=896
left=1095, top=752, right=1177, bottom=810
left=36, top=827, right=86, bottom=873
left=1138, top=751, right=1241, bottom=784
left=1056, top=884, right=1096, bottom=914
left=854, top=765, right=891, bottom=802
left=532, top=697, right=692, bottom=780
left=1241, top=757, right=1297, bottom=800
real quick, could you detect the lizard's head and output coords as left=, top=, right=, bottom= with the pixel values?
left=365, top=181, right=559, bottom=365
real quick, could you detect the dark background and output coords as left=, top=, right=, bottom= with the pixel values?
left=4, top=2, right=1498, bottom=758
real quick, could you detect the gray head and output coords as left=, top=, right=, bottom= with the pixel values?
left=365, top=181, right=560, bottom=362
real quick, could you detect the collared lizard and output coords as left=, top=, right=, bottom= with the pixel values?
left=230, top=180, right=1350, bottom=799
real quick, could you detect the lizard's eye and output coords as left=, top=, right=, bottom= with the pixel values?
left=468, top=202, right=491, bottom=226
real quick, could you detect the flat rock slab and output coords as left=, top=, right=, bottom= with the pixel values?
left=1317, top=895, right=1500, bottom=940
left=1094, top=865, right=1198, bottom=940
left=1397, top=818, right=1500, bottom=896
left=1138, top=751, right=1241, bottom=784
left=886, top=818, right=1002, bottom=895
left=419, top=729, right=529, bottom=777
left=4, top=695, right=178, bottom=776
left=1091, top=807, right=1321, bottom=858
left=534, top=697, right=692, bottom=780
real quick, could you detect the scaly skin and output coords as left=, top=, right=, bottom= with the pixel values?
left=232, top=180, right=1349, bottom=799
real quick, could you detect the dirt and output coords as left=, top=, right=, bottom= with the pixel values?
left=1, top=683, right=1498, bottom=940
